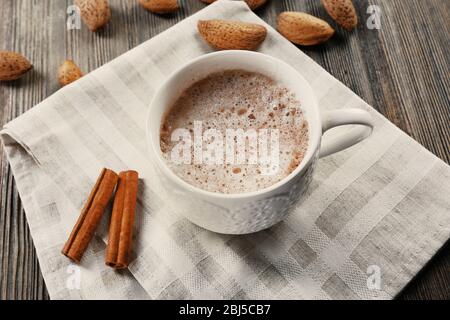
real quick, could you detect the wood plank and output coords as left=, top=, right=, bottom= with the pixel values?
left=0, top=0, right=448, bottom=300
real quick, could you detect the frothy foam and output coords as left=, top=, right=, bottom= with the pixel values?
left=160, top=70, right=309, bottom=194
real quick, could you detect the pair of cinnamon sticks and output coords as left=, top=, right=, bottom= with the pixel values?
left=62, top=168, right=139, bottom=269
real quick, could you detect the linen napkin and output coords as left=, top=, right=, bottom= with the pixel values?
left=2, top=0, right=449, bottom=300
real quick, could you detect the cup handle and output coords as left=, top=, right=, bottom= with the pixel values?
left=319, top=109, right=374, bottom=158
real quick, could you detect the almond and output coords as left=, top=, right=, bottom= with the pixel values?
left=139, top=0, right=179, bottom=14
left=75, top=0, right=111, bottom=31
left=198, top=19, right=267, bottom=50
left=0, top=51, right=32, bottom=81
left=322, top=0, right=358, bottom=31
left=200, top=0, right=268, bottom=11
left=277, top=12, right=335, bottom=46
left=58, top=60, right=83, bottom=87
left=245, top=0, right=267, bottom=10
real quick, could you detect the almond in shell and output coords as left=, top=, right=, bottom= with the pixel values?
left=322, top=0, right=358, bottom=31
left=200, top=0, right=268, bottom=11
left=198, top=19, right=267, bottom=50
left=277, top=12, right=335, bottom=46
left=58, top=60, right=83, bottom=87
left=75, top=0, right=111, bottom=31
left=245, top=0, right=267, bottom=10
left=0, top=51, right=32, bottom=81
left=139, top=0, right=179, bottom=14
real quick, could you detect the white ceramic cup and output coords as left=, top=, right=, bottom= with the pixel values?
left=147, top=51, right=373, bottom=234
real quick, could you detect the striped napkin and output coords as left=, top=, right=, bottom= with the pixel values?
left=2, top=0, right=449, bottom=300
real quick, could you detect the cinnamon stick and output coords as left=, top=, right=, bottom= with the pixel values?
left=62, top=168, right=119, bottom=262
left=105, top=170, right=139, bottom=269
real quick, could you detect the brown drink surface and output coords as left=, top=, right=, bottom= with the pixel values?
left=160, top=70, right=309, bottom=194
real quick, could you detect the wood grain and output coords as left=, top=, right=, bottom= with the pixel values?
left=0, top=0, right=448, bottom=300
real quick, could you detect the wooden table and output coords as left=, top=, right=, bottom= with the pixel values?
left=0, top=0, right=448, bottom=300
